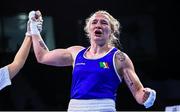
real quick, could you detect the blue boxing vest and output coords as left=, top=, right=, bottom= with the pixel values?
left=71, top=47, right=122, bottom=100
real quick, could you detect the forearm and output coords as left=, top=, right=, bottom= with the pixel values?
left=133, top=84, right=156, bottom=108
left=134, top=87, right=145, bottom=105
left=8, top=36, right=32, bottom=79
left=32, top=34, right=49, bottom=63
left=129, top=79, right=145, bottom=105
left=127, top=77, right=156, bottom=108
left=122, top=69, right=145, bottom=104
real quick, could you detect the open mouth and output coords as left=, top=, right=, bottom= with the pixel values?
left=94, top=30, right=103, bottom=37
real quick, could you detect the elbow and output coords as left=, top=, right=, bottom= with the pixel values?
left=35, top=52, right=46, bottom=64
left=36, top=56, right=44, bottom=64
left=9, top=61, right=24, bottom=79
left=35, top=54, right=48, bottom=65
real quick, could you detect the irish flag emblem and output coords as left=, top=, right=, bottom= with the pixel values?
left=99, top=62, right=109, bottom=68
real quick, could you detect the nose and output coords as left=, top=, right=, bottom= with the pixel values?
left=95, top=21, right=102, bottom=29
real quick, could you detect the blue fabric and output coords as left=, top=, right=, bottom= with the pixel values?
left=71, top=47, right=122, bottom=100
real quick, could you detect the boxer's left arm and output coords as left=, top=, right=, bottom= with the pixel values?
left=115, top=51, right=156, bottom=108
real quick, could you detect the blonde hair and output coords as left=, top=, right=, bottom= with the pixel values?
left=84, top=10, right=121, bottom=47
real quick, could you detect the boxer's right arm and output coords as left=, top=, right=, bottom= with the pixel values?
left=32, top=34, right=74, bottom=67
left=30, top=10, right=83, bottom=67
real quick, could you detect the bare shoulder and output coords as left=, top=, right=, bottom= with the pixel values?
left=67, top=46, right=85, bottom=59
left=115, top=50, right=126, bottom=62
left=115, top=50, right=133, bottom=69
left=67, top=46, right=85, bottom=53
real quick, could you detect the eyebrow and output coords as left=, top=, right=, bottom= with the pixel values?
left=92, top=18, right=109, bottom=22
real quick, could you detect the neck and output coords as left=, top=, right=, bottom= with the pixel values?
left=89, top=43, right=111, bottom=55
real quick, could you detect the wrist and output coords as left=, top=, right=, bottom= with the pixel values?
left=25, top=32, right=31, bottom=37
left=30, top=21, right=40, bottom=36
left=143, top=89, right=156, bottom=108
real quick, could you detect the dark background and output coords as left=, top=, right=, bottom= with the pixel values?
left=0, top=0, right=180, bottom=111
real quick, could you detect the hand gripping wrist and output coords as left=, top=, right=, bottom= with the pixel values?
left=28, top=10, right=42, bottom=36
left=143, top=89, right=156, bottom=108
left=30, top=20, right=40, bottom=36
left=28, top=10, right=36, bottom=20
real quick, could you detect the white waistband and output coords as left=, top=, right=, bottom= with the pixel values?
left=68, top=99, right=116, bottom=112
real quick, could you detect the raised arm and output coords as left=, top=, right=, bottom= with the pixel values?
left=115, top=51, right=156, bottom=108
left=29, top=10, right=84, bottom=67
left=32, top=35, right=84, bottom=66
left=7, top=35, right=32, bottom=79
